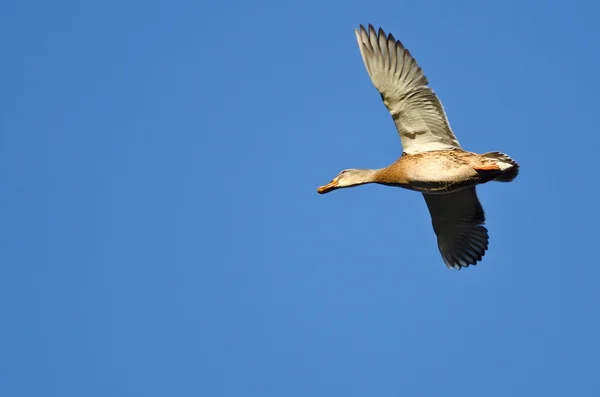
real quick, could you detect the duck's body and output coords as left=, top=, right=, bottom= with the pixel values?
left=375, top=150, right=519, bottom=194
left=317, top=24, right=520, bottom=270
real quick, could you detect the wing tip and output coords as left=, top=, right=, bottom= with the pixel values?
left=442, top=226, right=490, bottom=270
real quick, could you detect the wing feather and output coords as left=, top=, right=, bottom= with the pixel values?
left=355, top=24, right=462, bottom=154
left=423, top=188, right=489, bottom=269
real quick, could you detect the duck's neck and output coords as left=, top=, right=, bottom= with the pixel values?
left=358, top=169, right=380, bottom=182
left=371, top=166, right=409, bottom=187
left=348, top=168, right=383, bottom=187
left=344, top=167, right=408, bottom=189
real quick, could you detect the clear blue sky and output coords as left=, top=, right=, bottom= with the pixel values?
left=2, top=0, right=600, bottom=396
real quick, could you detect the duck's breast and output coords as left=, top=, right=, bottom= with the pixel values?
left=395, top=151, right=480, bottom=193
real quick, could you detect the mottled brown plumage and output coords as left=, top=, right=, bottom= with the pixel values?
left=374, top=150, right=518, bottom=192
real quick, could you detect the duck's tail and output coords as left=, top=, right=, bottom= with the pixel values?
left=481, top=152, right=520, bottom=182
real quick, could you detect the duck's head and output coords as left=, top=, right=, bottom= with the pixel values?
left=317, top=169, right=376, bottom=194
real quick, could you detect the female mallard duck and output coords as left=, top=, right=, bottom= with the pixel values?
left=317, top=24, right=520, bottom=270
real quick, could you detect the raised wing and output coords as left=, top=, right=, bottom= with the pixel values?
left=355, top=24, right=462, bottom=154
left=423, top=188, right=488, bottom=269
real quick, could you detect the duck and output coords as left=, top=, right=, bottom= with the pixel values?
left=317, top=24, right=520, bottom=270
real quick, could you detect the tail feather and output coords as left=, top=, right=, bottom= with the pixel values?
left=482, top=152, right=520, bottom=182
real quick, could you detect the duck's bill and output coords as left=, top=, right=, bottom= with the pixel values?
left=317, top=181, right=338, bottom=194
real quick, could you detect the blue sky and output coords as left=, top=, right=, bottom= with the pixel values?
left=3, top=0, right=600, bottom=396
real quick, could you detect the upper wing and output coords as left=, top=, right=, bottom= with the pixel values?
left=423, top=188, right=489, bottom=269
left=355, top=24, right=462, bottom=154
